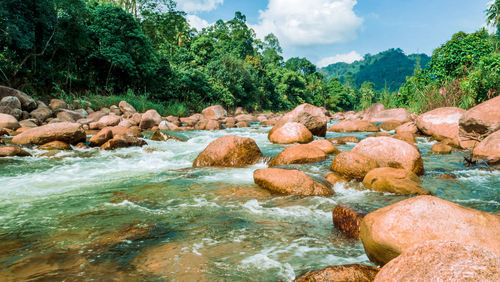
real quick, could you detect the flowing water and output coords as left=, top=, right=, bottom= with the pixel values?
left=0, top=123, right=499, bottom=281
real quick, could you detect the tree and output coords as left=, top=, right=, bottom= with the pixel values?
left=486, top=0, right=500, bottom=35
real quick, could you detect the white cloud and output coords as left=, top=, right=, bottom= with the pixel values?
left=176, top=0, right=224, bottom=13
left=252, top=0, right=363, bottom=46
left=187, top=14, right=211, bottom=30
left=316, top=51, right=362, bottom=67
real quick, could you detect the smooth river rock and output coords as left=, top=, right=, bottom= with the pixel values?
left=269, top=144, right=328, bottom=167
left=268, top=122, right=313, bottom=144
left=459, top=95, right=500, bottom=149
left=193, top=135, right=263, bottom=167
left=362, top=167, right=430, bottom=195
left=360, top=195, right=500, bottom=266
left=254, top=168, right=333, bottom=196
left=295, top=264, right=379, bottom=282
left=328, top=120, right=379, bottom=133
left=330, top=151, right=379, bottom=181
left=275, top=103, right=328, bottom=137
left=416, top=107, right=465, bottom=146
left=12, top=122, right=86, bottom=145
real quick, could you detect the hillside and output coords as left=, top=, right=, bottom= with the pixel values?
left=320, top=48, right=431, bottom=92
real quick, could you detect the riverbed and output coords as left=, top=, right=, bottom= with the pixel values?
left=0, top=122, right=499, bottom=281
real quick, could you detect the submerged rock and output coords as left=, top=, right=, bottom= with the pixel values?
left=193, top=135, right=263, bottom=167
left=328, top=120, right=379, bottom=133
left=0, top=146, right=31, bottom=157
left=295, top=264, right=379, bottom=282
left=352, top=137, right=424, bottom=175
left=332, top=205, right=366, bottom=239
left=362, top=167, right=430, bottom=195
left=269, top=144, right=328, bottom=167
left=374, top=241, right=500, bottom=282
left=254, top=168, right=333, bottom=196
left=380, top=121, right=402, bottom=131
left=268, top=122, right=313, bottom=144
left=39, top=141, right=71, bottom=150
left=325, top=172, right=347, bottom=185
left=330, top=151, right=379, bottom=181
left=360, top=195, right=500, bottom=266
left=12, top=122, right=86, bottom=145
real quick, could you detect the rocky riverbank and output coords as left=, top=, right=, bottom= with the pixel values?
left=1, top=84, right=500, bottom=280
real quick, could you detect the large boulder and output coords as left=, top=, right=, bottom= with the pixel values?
left=374, top=241, right=500, bottom=282
left=0, top=146, right=31, bottom=157
left=268, top=122, right=313, bottom=144
left=269, top=144, right=328, bottom=167
left=459, top=95, right=500, bottom=149
left=0, top=86, right=37, bottom=111
left=202, top=105, right=227, bottom=120
left=307, top=139, right=339, bottom=154
left=77, top=111, right=106, bottom=125
left=416, top=107, right=465, bottom=146
left=332, top=205, right=366, bottom=239
left=330, top=151, right=379, bottom=180
left=328, top=120, right=379, bottom=132
left=362, top=167, right=430, bottom=195
left=352, top=137, right=424, bottom=175
left=205, top=119, right=222, bottom=130
left=140, top=110, right=162, bottom=130
left=101, top=134, right=147, bottom=150
left=295, top=264, right=379, bottom=282
left=89, top=126, right=142, bottom=147
left=30, top=106, right=53, bottom=124
left=193, top=135, right=263, bottom=167
left=472, top=130, right=500, bottom=165
left=118, top=101, right=136, bottom=114
left=362, top=103, right=385, bottom=120
left=49, top=99, right=68, bottom=111
left=253, top=168, right=333, bottom=196
left=276, top=103, right=328, bottom=137
left=367, top=108, right=411, bottom=123
left=360, top=195, right=500, bottom=266
left=11, top=122, right=86, bottom=145
left=1, top=96, right=22, bottom=110
left=0, top=113, right=20, bottom=130
left=90, top=115, right=121, bottom=130
left=395, top=122, right=418, bottom=135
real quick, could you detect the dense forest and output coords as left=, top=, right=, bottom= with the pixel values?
left=0, top=0, right=499, bottom=115
left=320, top=49, right=431, bottom=92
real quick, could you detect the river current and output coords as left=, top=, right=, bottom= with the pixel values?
left=0, top=122, right=499, bottom=281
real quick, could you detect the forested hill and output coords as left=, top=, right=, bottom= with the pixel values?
left=320, top=48, right=431, bottom=92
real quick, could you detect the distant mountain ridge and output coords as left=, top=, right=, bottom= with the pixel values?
left=320, top=48, right=431, bottom=92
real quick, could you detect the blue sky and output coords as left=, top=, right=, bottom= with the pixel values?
left=177, top=0, right=493, bottom=67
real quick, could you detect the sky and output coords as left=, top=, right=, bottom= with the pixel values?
left=177, top=0, right=494, bottom=68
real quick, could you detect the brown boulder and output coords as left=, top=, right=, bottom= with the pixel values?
left=205, top=119, right=221, bottom=130
left=180, top=114, right=202, bottom=127
left=368, top=108, right=411, bottom=123
left=278, top=103, right=328, bottom=136
left=90, top=126, right=142, bottom=147
left=332, top=205, right=366, bottom=239
left=352, top=137, right=424, bottom=175
left=431, top=142, right=452, bottom=154
left=30, top=106, right=53, bottom=123
left=328, top=120, right=379, bottom=132
left=307, top=139, right=339, bottom=154
left=39, top=141, right=71, bottom=150
left=295, top=264, right=379, bottom=282
left=202, top=105, right=227, bottom=120
left=325, top=172, right=347, bottom=185
left=235, top=114, right=255, bottom=122
left=395, top=122, right=418, bottom=135
left=1, top=96, right=21, bottom=109
left=362, top=167, right=430, bottom=195
left=101, top=135, right=147, bottom=150
left=269, top=144, right=328, bottom=167
left=392, top=132, right=416, bottom=144
left=49, top=99, right=68, bottom=111
left=77, top=111, right=106, bottom=125
left=472, top=130, right=500, bottom=165
left=0, top=146, right=31, bottom=157
left=140, top=110, right=162, bottom=130
left=90, top=115, right=121, bottom=130
left=330, top=151, right=379, bottom=180
left=254, top=168, right=333, bottom=196
left=12, top=122, right=85, bottom=145
left=0, top=86, right=37, bottom=111
left=374, top=241, right=500, bottom=282
left=380, top=121, right=402, bottom=131
left=416, top=107, right=465, bottom=146
left=0, top=113, right=20, bottom=130
left=236, top=121, right=250, bottom=128
left=360, top=195, right=500, bottom=266
left=329, top=136, right=360, bottom=144
left=193, top=135, right=263, bottom=167
left=268, top=122, right=313, bottom=144
left=19, top=119, right=38, bottom=128
left=158, top=120, right=178, bottom=131
left=459, top=95, right=500, bottom=149
left=118, top=101, right=136, bottom=114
